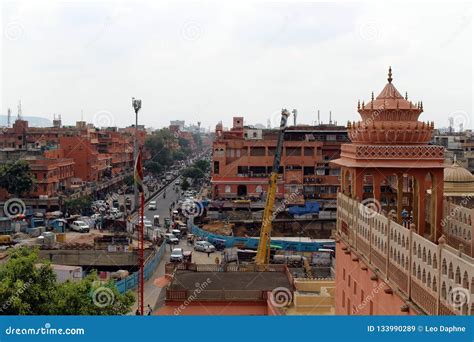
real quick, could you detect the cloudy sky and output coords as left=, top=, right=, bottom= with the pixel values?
left=1, top=1, right=472, bottom=130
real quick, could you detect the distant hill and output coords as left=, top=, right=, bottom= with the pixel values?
left=0, top=115, right=52, bottom=127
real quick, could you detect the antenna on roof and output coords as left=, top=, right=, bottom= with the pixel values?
left=317, top=109, right=320, bottom=125
left=292, top=109, right=297, bottom=126
left=448, top=117, right=454, bottom=133
left=17, top=100, right=22, bottom=120
left=329, top=111, right=332, bottom=125
left=7, top=108, right=11, bottom=127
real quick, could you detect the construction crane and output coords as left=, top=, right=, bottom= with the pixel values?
left=255, top=109, right=289, bottom=265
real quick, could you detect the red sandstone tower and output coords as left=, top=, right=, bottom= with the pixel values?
left=332, top=67, right=445, bottom=242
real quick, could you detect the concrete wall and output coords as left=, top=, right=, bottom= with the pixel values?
left=38, top=249, right=153, bottom=267
left=335, top=242, right=413, bottom=315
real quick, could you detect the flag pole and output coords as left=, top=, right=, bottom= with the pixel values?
left=139, top=184, right=145, bottom=315
left=135, top=147, right=145, bottom=315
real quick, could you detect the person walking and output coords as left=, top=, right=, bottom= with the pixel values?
left=147, top=304, right=153, bottom=316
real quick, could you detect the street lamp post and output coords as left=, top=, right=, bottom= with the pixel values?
left=132, top=97, right=142, bottom=211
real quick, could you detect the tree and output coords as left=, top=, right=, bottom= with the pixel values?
left=0, top=161, right=35, bottom=196
left=182, top=167, right=204, bottom=180
left=193, top=159, right=209, bottom=173
left=144, top=160, right=162, bottom=176
left=64, top=196, right=93, bottom=215
left=52, top=274, right=135, bottom=315
left=181, top=178, right=190, bottom=191
left=0, top=248, right=135, bottom=315
left=172, top=150, right=186, bottom=161
left=124, top=175, right=134, bottom=187
left=0, top=248, right=57, bottom=315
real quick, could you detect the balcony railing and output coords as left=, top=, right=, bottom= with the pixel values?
left=336, top=192, right=473, bottom=316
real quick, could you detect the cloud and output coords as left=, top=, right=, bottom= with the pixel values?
left=1, top=1, right=471, bottom=130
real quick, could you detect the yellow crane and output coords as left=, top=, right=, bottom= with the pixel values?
left=255, top=109, right=290, bottom=265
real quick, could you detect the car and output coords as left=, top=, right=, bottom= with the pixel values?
left=194, top=241, right=216, bottom=253
left=171, top=229, right=182, bottom=239
left=70, top=220, right=90, bottom=233
left=148, top=201, right=157, bottom=210
left=170, top=248, right=184, bottom=262
left=174, top=179, right=181, bottom=185
left=164, top=233, right=179, bottom=245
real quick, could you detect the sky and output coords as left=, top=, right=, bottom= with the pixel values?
left=1, top=0, right=472, bottom=131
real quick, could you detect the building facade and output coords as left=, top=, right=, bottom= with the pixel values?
left=333, top=68, right=473, bottom=316
left=211, top=116, right=348, bottom=208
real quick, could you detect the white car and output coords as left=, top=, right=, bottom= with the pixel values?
left=164, top=233, right=179, bottom=245
left=170, top=248, right=184, bottom=262
left=148, top=201, right=157, bottom=210
left=70, top=220, right=90, bottom=233
left=194, top=241, right=216, bottom=253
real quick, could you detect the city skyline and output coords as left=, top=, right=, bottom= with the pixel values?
left=1, top=1, right=472, bottom=130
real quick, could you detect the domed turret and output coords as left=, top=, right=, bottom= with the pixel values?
left=348, top=67, right=433, bottom=145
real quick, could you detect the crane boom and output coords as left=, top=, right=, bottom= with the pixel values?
left=255, top=109, right=289, bottom=265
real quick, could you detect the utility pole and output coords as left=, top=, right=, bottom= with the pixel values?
left=132, top=97, right=142, bottom=211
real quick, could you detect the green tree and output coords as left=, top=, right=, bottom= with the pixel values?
left=124, top=175, right=134, bottom=187
left=64, top=195, right=93, bottom=215
left=0, top=161, right=35, bottom=196
left=182, top=167, right=204, bottom=180
left=0, top=248, right=57, bottom=314
left=52, top=274, right=135, bottom=315
left=144, top=160, right=162, bottom=176
left=181, top=178, right=190, bottom=191
left=172, top=150, right=186, bottom=161
left=0, top=248, right=135, bottom=315
left=193, top=159, right=209, bottom=173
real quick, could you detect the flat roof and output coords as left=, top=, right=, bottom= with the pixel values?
left=170, top=270, right=291, bottom=291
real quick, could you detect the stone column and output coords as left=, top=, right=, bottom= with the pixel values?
left=416, top=174, right=426, bottom=237
left=412, top=176, right=418, bottom=230
left=373, top=172, right=382, bottom=204
left=397, top=173, right=404, bottom=224
left=354, top=169, right=364, bottom=201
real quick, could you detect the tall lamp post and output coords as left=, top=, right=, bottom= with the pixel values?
left=132, top=97, right=142, bottom=211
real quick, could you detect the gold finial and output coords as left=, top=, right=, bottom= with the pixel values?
left=387, top=66, right=393, bottom=83
left=405, top=92, right=408, bottom=100
left=357, top=100, right=360, bottom=110
left=362, top=101, right=365, bottom=108
left=420, top=101, right=423, bottom=111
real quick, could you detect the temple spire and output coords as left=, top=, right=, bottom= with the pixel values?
left=387, top=66, right=393, bottom=83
